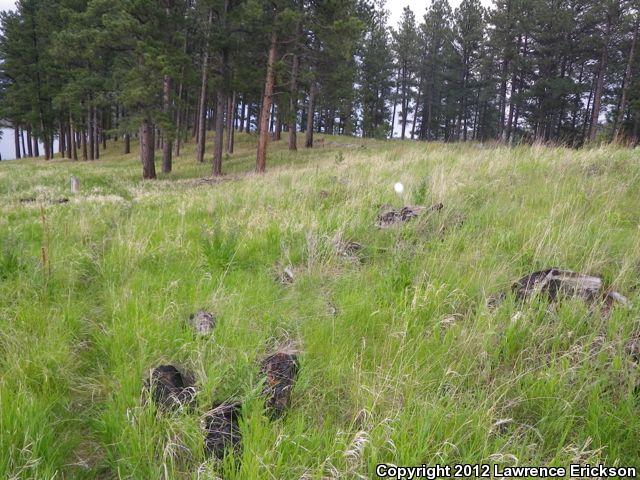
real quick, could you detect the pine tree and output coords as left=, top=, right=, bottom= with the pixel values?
left=391, top=6, right=419, bottom=139
left=359, top=6, right=393, bottom=139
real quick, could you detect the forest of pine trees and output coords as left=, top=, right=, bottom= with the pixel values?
left=0, top=0, right=638, bottom=178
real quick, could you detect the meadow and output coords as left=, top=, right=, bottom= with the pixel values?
left=0, top=134, right=639, bottom=479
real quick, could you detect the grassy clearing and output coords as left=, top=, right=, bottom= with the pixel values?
left=0, top=134, right=639, bottom=478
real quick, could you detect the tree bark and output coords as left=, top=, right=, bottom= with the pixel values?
left=411, top=84, right=421, bottom=140
left=101, top=110, right=107, bottom=150
left=390, top=67, right=400, bottom=138
left=14, top=126, right=21, bottom=159
left=20, top=128, right=27, bottom=157
left=274, top=104, right=282, bottom=140
left=162, top=74, right=173, bottom=173
left=70, top=116, right=78, bottom=160
left=94, top=107, right=100, bottom=159
left=213, top=89, right=226, bottom=176
left=174, top=74, right=184, bottom=157
left=33, top=134, right=40, bottom=158
left=81, top=128, right=88, bottom=161
left=226, top=91, right=235, bottom=154
left=87, top=105, right=94, bottom=160
left=256, top=31, right=277, bottom=173
left=59, top=120, right=66, bottom=156
left=305, top=81, right=317, bottom=148
left=140, top=117, right=156, bottom=179
left=613, top=14, right=639, bottom=142
left=288, top=51, right=300, bottom=150
left=400, top=68, right=408, bottom=139
left=197, top=9, right=213, bottom=162
left=239, top=98, right=246, bottom=133
left=588, top=11, right=612, bottom=143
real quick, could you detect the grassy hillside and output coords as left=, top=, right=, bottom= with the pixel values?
left=1, top=134, right=639, bottom=478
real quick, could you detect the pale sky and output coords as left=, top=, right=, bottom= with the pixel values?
left=0, top=0, right=14, bottom=12
left=388, top=0, right=493, bottom=26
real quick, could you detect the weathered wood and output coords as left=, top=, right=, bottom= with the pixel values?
left=145, top=365, right=195, bottom=411
left=376, top=203, right=444, bottom=229
left=188, top=310, right=216, bottom=335
left=512, top=268, right=630, bottom=311
left=203, top=402, right=242, bottom=459
left=260, top=351, right=298, bottom=417
left=256, top=30, right=277, bottom=173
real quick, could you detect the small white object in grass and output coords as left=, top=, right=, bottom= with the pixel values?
left=394, top=182, right=404, bottom=194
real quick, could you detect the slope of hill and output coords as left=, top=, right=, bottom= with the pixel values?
left=1, top=135, right=639, bottom=478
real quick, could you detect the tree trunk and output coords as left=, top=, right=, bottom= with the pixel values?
left=174, top=75, right=184, bottom=157
left=42, top=129, right=51, bottom=160
left=274, top=104, right=282, bottom=140
left=20, top=128, right=27, bottom=157
left=588, top=12, right=612, bottom=143
left=33, top=134, right=40, bottom=158
left=124, top=133, right=131, bottom=154
left=226, top=91, right=235, bottom=154
left=59, top=120, right=66, bottom=156
left=70, top=116, right=78, bottom=160
left=239, top=98, right=246, bottom=133
left=101, top=110, right=107, bottom=150
left=87, top=106, right=94, bottom=160
left=390, top=68, right=400, bottom=138
left=94, top=107, right=100, bottom=159
left=140, top=118, right=156, bottom=179
left=613, top=14, right=639, bottom=142
left=305, top=81, right=317, bottom=148
left=66, top=121, right=72, bottom=159
left=269, top=102, right=276, bottom=133
left=81, top=128, right=88, bottom=160
left=246, top=102, right=252, bottom=132
left=14, top=126, right=21, bottom=159
left=213, top=89, right=226, bottom=176
left=162, top=75, right=173, bottom=173
left=197, top=9, right=213, bottom=163
left=288, top=51, right=300, bottom=150
left=411, top=84, right=422, bottom=140
left=26, top=127, right=33, bottom=157
left=400, top=70, right=408, bottom=139
left=256, top=31, right=277, bottom=173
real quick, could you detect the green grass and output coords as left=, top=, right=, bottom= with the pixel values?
left=0, top=133, right=639, bottom=478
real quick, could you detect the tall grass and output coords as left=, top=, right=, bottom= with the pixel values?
left=0, top=134, right=638, bottom=478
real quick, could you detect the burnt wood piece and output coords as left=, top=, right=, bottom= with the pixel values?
left=512, top=268, right=630, bottom=310
left=189, top=310, right=216, bottom=335
left=203, top=402, right=242, bottom=459
left=260, top=352, right=299, bottom=417
left=376, top=203, right=443, bottom=228
left=146, top=365, right=196, bottom=411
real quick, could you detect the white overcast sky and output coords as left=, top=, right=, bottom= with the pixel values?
left=0, top=0, right=14, bottom=12
left=388, top=0, right=493, bottom=26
